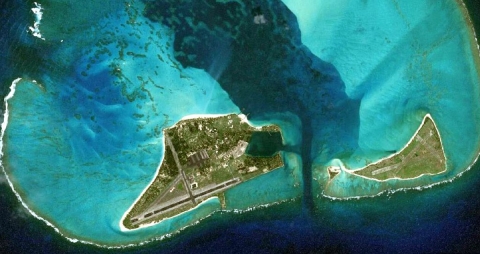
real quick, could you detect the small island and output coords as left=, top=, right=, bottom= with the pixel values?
left=348, top=114, right=446, bottom=181
left=122, top=114, right=284, bottom=229
left=323, top=114, right=447, bottom=198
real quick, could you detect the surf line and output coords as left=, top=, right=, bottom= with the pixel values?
left=344, top=114, right=447, bottom=182
left=0, top=79, right=82, bottom=244
left=322, top=112, right=480, bottom=200
left=0, top=78, right=194, bottom=249
left=0, top=93, right=289, bottom=249
left=28, top=2, right=45, bottom=40
left=119, top=113, right=270, bottom=232
left=0, top=78, right=124, bottom=249
left=458, top=0, right=480, bottom=60
left=331, top=1, right=480, bottom=200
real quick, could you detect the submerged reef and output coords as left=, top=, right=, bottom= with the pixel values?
left=1, top=0, right=480, bottom=247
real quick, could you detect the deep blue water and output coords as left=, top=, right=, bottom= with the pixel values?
left=2, top=0, right=480, bottom=253
left=2, top=157, right=480, bottom=253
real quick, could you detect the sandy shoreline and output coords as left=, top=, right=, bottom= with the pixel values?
left=181, top=113, right=262, bottom=129
left=325, top=1, right=480, bottom=189
left=457, top=0, right=480, bottom=78
left=340, top=114, right=448, bottom=183
left=0, top=79, right=92, bottom=246
left=121, top=196, right=220, bottom=232
left=3, top=0, right=480, bottom=245
left=119, top=112, right=267, bottom=231
left=180, top=113, right=231, bottom=121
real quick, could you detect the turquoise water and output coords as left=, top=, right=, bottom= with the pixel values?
left=1, top=0, right=480, bottom=248
left=2, top=1, right=302, bottom=245
left=4, top=4, right=233, bottom=245
left=282, top=0, right=480, bottom=197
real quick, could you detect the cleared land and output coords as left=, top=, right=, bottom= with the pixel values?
left=352, top=116, right=446, bottom=181
left=123, top=114, right=284, bottom=229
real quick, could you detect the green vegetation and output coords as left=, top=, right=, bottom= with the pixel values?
left=352, top=116, right=446, bottom=181
left=123, top=145, right=179, bottom=229
left=123, top=114, right=284, bottom=229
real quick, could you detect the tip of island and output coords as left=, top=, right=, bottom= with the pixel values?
left=121, top=114, right=284, bottom=229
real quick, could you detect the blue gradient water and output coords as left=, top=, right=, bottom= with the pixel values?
left=1, top=0, right=480, bottom=252
left=282, top=0, right=480, bottom=198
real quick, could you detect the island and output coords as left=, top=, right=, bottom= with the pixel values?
left=350, top=114, right=445, bottom=180
left=323, top=114, right=447, bottom=198
left=122, top=114, right=284, bottom=229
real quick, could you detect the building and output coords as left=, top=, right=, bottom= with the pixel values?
left=188, top=149, right=210, bottom=167
left=190, top=182, right=198, bottom=189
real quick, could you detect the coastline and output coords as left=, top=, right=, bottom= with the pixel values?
left=3, top=1, right=480, bottom=248
left=323, top=0, right=480, bottom=200
left=120, top=196, right=220, bottom=232
left=457, top=0, right=480, bottom=78
left=320, top=0, right=480, bottom=200
left=1, top=90, right=286, bottom=245
left=342, top=113, right=448, bottom=182
left=181, top=113, right=263, bottom=130
left=119, top=112, right=272, bottom=232
left=0, top=79, right=152, bottom=249
left=180, top=113, right=231, bottom=121
left=0, top=79, right=87, bottom=245
left=322, top=112, right=480, bottom=200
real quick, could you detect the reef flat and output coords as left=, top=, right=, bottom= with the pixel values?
left=1, top=0, right=480, bottom=248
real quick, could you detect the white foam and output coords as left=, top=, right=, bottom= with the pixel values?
left=322, top=148, right=480, bottom=201
left=343, top=114, right=447, bottom=182
left=0, top=79, right=112, bottom=248
left=0, top=79, right=80, bottom=243
left=321, top=112, right=480, bottom=200
left=28, top=2, right=45, bottom=40
left=179, top=113, right=259, bottom=129
left=122, top=196, right=220, bottom=232
left=225, top=197, right=299, bottom=214
left=0, top=78, right=21, bottom=156
left=180, top=113, right=231, bottom=121
left=459, top=1, right=480, bottom=60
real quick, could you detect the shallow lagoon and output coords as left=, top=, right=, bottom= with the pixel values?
left=282, top=0, right=480, bottom=198
left=1, top=0, right=480, bottom=248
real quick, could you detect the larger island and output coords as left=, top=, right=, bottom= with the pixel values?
left=122, top=114, right=284, bottom=229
